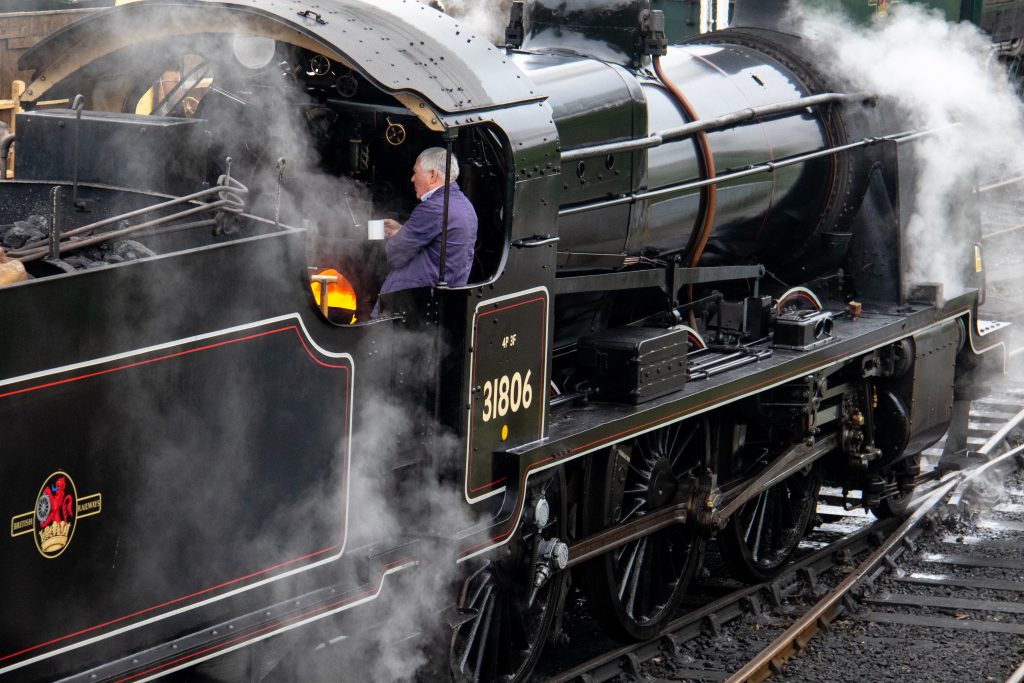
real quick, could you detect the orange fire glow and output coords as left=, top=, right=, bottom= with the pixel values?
left=310, top=269, right=357, bottom=313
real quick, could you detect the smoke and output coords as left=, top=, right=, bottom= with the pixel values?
left=791, top=4, right=1024, bottom=298
left=420, top=0, right=512, bottom=44
left=1, top=18, right=485, bottom=680
left=193, top=49, right=484, bottom=678
left=190, top=46, right=484, bottom=681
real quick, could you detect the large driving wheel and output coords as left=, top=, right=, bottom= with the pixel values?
left=583, top=420, right=706, bottom=641
left=450, top=476, right=568, bottom=682
left=717, top=462, right=822, bottom=583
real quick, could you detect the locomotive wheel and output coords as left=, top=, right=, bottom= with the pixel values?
left=450, top=476, right=568, bottom=682
left=583, top=421, right=706, bottom=642
left=717, top=464, right=822, bottom=583
left=871, top=455, right=921, bottom=519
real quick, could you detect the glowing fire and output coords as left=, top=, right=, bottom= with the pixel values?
left=310, top=268, right=357, bottom=314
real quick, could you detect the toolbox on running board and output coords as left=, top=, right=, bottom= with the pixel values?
left=578, top=326, right=689, bottom=404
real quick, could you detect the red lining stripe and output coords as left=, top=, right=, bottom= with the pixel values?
left=0, top=327, right=347, bottom=401
left=1, top=324, right=352, bottom=665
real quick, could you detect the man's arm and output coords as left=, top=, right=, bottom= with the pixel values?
left=385, top=203, right=439, bottom=269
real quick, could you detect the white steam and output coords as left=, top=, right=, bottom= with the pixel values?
left=796, top=4, right=1024, bottom=297
left=421, top=0, right=511, bottom=44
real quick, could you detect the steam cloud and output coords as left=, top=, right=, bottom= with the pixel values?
left=421, top=0, right=512, bottom=44
left=794, top=4, right=1024, bottom=298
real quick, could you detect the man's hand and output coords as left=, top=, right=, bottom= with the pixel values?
left=383, top=219, right=402, bottom=239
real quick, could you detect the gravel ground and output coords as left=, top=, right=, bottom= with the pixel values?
left=779, top=469, right=1024, bottom=683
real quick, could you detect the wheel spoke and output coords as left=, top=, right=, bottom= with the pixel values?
left=750, top=491, right=769, bottom=560
left=472, top=590, right=496, bottom=682
left=624, top=536, right=648, bottom=615
left=454, top=480, right=567, bottom=682
left=458, top=583, right=494, bottom=673
left=620, top=497, right=646, bottom=523
left=743, top=491, right=766, bottom=545
left=670, top=423, right=699, bottom=469
left=617, top=540, right=642, bottom=600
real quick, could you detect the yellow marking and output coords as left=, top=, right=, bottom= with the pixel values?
left=77, top=493, right=103, bottom=519
left=975, top=245, right=983, bottom=273
left=10, top=512, right=33, bottom=538
left=501, top=424, right=509, bottom=441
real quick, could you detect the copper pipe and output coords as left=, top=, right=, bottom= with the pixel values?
left=652, top=56, right=718, bottom=271
left=652, top=56, right=717, bottom=326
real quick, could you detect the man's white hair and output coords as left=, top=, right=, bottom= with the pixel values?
left=416, top=147, right=459, bottom=182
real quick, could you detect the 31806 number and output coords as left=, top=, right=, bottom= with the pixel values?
left=481, top=370, right=533, bottom=423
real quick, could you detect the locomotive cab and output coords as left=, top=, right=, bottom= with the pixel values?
left=10, top=21, right=516, bottom=323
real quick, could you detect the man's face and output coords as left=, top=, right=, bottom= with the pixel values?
left=411, top=163, right=441, bottom=199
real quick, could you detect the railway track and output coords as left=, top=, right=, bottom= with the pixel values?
left=539, top=383, right=1024, bottom=683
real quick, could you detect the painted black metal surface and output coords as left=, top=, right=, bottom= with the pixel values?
left=18, top=0, right=541, bottom=113
left=0, top=1, right=1013, bottom=680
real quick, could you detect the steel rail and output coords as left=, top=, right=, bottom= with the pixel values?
left=977, top=408, right=1024, bottom=456
left=728, top=443, right=1024, bottom=683
left=978, top=173, right=1024, bottom=193
left=544, top=391, right=1024, bottom=683
left=545, top=515, right=899, bottom=683
left=982, top=222, right=1024, bottom=240
left=724, top=478, right=958, bottom=683
left=1006, top=658, right=1024, bottom=683
left=947, top=442, right=1024, bottom=510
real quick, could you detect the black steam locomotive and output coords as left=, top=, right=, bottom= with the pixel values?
left=0, top=0, right=1009, bottom=680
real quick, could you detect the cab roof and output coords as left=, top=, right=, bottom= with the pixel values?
left=19, top=0, right=542, bottom=116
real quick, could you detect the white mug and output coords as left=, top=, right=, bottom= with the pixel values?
left=367, top=219, right=386, bottom=240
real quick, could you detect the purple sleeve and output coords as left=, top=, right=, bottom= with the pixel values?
left=385, top=203, right=438, bottom=269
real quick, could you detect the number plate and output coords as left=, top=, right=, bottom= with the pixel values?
left=464, top=289, right=549, bottom=501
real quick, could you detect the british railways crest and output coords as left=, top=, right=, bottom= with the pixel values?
left=10, top=471, right=102, bottom=558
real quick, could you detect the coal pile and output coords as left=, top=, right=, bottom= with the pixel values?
left=62, top=240, right=155, bottom=270
left=0, top=215, right=47, bottom=250
left=0, top=215, right=155, bottom=270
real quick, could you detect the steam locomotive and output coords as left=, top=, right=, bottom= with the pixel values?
left=0, top=0, right=1010, bottom=680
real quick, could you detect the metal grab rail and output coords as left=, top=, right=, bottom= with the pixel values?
left=560, top=92, right=873, bottom=164
left=558, top=124, right=958, bottom=218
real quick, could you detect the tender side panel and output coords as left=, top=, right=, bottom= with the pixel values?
left=0, top=321, right=351, bottom=670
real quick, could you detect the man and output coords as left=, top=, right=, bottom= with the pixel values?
left=378, top=147, right=478, bottom=302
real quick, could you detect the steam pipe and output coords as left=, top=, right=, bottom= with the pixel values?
left=560, top=92, right=872, bottom=164
left=0, top=133, right=13, bottom=180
